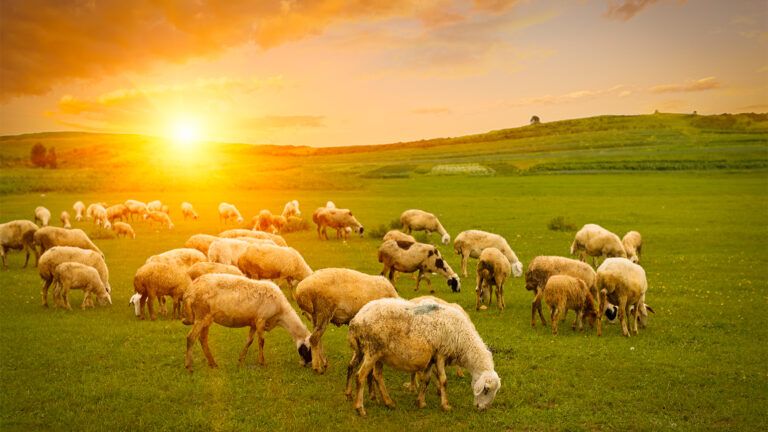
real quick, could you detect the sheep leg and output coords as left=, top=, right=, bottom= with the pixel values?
left=597, top=289, right=607, bottom=336
left=497, top=281, right=505, bottom=310
left=1, top=249, right=6, bottom=269
left=256, top=320, right=267, bottom=365
left=435, top=356, right=452, bottom=411
left=22, top=246, right=30, bottom=268
left=185, top=321, right=204, bottom=372
left=372, top=362, right=395, bottom=409
left=41, top=278, right=52, bottom=307
left=631, top=302, right=640, bottom=335
left=139, top=294, right=148, bottom=320
left=148, top=293, right=158, bottom=321
left=574, top=309, right=583, bottom=331
left=200, top=320, right=217, bottom=368
left=415, top=269, right=423, bottom=291
left=416, top=365, right=433, bottom=409
left=531, top=291, right=543, bottom=327
left=475, top=278, right=482, bottom=311
left=461, top=253, right=469, bottom=278
left=239, top=326, right=257, bottom=366
left=354, top=355, right=378, bottom=417
left=345, top=347, right=362, bottom=400
left=551, top=305, right=560, bottom=335
left=310, top=312, right=331, bottom=374
left=619, top=297, right=630, bottom=337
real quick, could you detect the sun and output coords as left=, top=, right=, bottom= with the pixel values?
left=169, top=118, right=202, bottom=148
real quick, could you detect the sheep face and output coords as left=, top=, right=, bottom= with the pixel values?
left=628, top=254, right=639, bottom=263
left=472, top=370, right=501, bottom=410
left=604, top=304, right=618, bottom=322
left=638, top=303, right=655, bottom=328
left=129, top=293, right=142, bottom=317
left=440, top=233, right=450, bottom=245
left=297, top=337, right=312, bottom=365
left=97, top=292, right=112, bottom=306
left=511, top=261, right=523, bottom=278
left=425, top=249, right=461, bottom=292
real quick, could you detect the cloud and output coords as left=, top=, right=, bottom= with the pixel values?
left=604, top=0, right=685, bottom=21
left=241, top=116, right=325, bottom=129
left=507, top=84, right=628, bottom=106
left=0, top=0, right=531, bottom=101
left=411, top=107, right=452, bottom=115
left=649, top=77, right=721, bottom=93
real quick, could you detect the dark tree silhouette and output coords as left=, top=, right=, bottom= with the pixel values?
left=530, top=115, right=541, bottom=125
left=30, top=143, right=47, bottom=167
left=47, top=147, right=58, bottom=168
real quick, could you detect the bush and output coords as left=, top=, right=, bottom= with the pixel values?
left=548, top=216, right=576, bottom=232
left=30, top=143, right=47, bottom=167
left=367, top=218, right=402, bottom=239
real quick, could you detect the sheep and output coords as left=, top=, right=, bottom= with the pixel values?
left=184, top=233, right=219, bottom=255
left=596, top=258, right=652, bottom=337
left=218, top=229, right=288, bottom=246
left=475, top=247, right=511, bottom=311
left=525, top=255, right=597, bottom=328
left=59, top=211, right=72, bottom=229
left=254, top=209, right=276, bottom=232
left=147, top=200, right=163, bottom=213
left=313, top=207, right=364, bottom=240
left=124, top=199, right=148, bottom=221
left=345, top=298, right=500, bottom=416
left=0, top=220, right=38, bottom=268
left=218, top=202, right=244, bottom=224
left=181, top=202, right=198, bottom=220
left=271, top=215, right=287, bottom=233
left=377, top=239, right=460, bottom=293
left=282, top=200, right=301, bottom=218
left=207, top=237, right=276, bottom=266
left=89, top=204, right=110, bottom=228
left=145, top=210, right=174, bottom=229
left=285, top=215, right=305, bottom=232
left=52, top=262, right=112, bottom=310
left=570, top=224, right=627, bottom=267
left=37, top=246, right=111, bottom=307
left=161, top=204, right=170, bottom=215
left=34, top=206, right=51, bottom=227
left=400, top=209, right=450, bottom=245
left=534, top=275, right=598, bottom=335
left=453, top=230, right=523, bottom=278
left=105, top=204, right=128, bottom=223
left=622, top=231, right=643, bottom=263
left=112, top=221, right=136, bottom=239
left=295, top=268, right=398, bottom=373
left=237, top=243, right=312, bottom=288
left=73, top=201, right=85, bottom=221
left=182, top=274, right=313, bottom=371
left=145, top=248, right=207, bottom=269
left=133, top=261, right=192, bottom=320
left=325, top=201, right=336, bottom=209
left=187, top=262, right=243, bottom=280
left=383, top=229, right=416, bottom=244
left=33, top=227, right=103, bottom=260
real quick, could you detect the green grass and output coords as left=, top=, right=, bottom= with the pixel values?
left=1, top=170, right=767, bottom=431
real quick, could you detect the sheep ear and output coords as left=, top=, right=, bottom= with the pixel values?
left=645, top=304, right=655, bottom=314
left=473, top=378, right=486, bottom=397
left=427, top=250, right=434, bottom=257
left=435, top=258, right=445, bottom=269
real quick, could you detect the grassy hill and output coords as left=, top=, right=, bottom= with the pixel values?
left=1, top=112, right=766, bottom=194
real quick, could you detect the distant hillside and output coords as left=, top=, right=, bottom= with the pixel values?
left=1, top=113, right=766, bottom=194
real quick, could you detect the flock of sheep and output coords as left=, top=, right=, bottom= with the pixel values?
left=0, top=198, right=651, bottom=416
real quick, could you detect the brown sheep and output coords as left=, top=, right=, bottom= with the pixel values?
left=525, top=256, right=597, bottom=327
left=535, top=275, right=597, bottom=335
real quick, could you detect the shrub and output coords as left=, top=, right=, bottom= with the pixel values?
left=30, top=143, right=47, bottom=167
left=367, top=218, right=402, bottom=239
left=548, top=216, right=576, bottom=232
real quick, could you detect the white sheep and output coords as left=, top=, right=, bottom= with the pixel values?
left=147, top=200, right=163, bottom=213
left=622, top=231, right=643, bottom=263
left=34, top=206, right=51, bottom=227
left=346, top=297, right=500, bottom=416
left=60, top=211, right=72, bottom=229
left=254, top=209, right=277, bottom=232
left=145, top=210, right=174, bottom=229
left=377, top=239, right=460, bottom=293
left=112, top=221, right=136, bottom=239
left=236, top=243, right=312, bottom=288
left=89, top=204, right=110, bottom=228
left=181, top=202, right=199, bottom=220
left=124, top=199, right=148, bottom=221
left=312, top=207, right=364, bottom=240
left=400, top=209, right=450, bottom=245
left=382, top=229, right=416, bottom=244
left=207, top=237, right=276, bottom=266
left=52, top=262, right=112, bottom=310
left=73, top=201, right=85, bottom=221
left=0, top=220, right=39, bottom=268
left=295, top=268, right=398, bottom=373
left=325, top=201, right=336, bottom=209
left=570, top=224, right=627, bottom=267
left=33, top=226, right=103, bottom=260
left=475, top=247, right=511, bottom=311
left=145, top=248, right=207, bottom=269
left=218, top=202, right=244, bottom=224
left=218, top=229, right=288, bottom=246
left=183, top=233, right=220, bottom=255
left=133, top=261, right=192, bottom=320
left=186, top=262, right=243, bottom=280
left=534, top=274, right=598, bottom=335
left=105, top=204, right=128, bottom=223
left=182, top=274, right=313, bottom=371
left=282, top=200, right=301, bottom=219
left=596, top=258, right=651, bottom=337
left=453, top=230, right=523, bottom=278
left=37, top=246, right=111, bottom=307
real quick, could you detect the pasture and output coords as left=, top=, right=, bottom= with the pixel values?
left=1, top=171, right=766, bottom=431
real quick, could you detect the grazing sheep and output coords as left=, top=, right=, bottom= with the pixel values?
left=570, top=224, right=627, bottom=267
left=124, top=199, right=148, bottom=221
left=60, top=211, right=72, bottom=229
left=383, top=230, right=416, bottom=244
left=161, top=204, right=170, bottom=215
left=89, top=204, right=110, bottom=228
left=113, top=221, right=136, bottom=239
left=218, top=229, right=287, bottom=246
left=218, top=202, right=244, bottom=224
left=313, top=207, right=364, bottom=240
left=622, top=231, right=643, bottom=263
left=325, top=201, right=336, bottom=209
left=73, top=201, right=85, bottom=221
left=34, top=206, right=51, bottom=227
left=133, top=261, right=192, bottom=320
left=237, top=243, right=312, bottom=288
left=207, top=238, right=276, bottom=266
left=454, top=230, right=523, bottom=278
left=52, top=262, right=112, bottom=310
left=377, top=239, right=460, bottom=293
left=181, top=202, right=199, bottom=220
left=525, top=255, right=597, bottom=327
left=255, top=209, right=276, bottom=232
left=33, top=226, right=103, bottom=261
left=147, top=200, right=163, bottom=213
left=129, top=293, right=142, bottom=317
left=345, top=298, right=500, bottom=416
left=182, top=274, right=313, bottom=371
left=407, top=296, right=468, bottom=385
left=596, top=258, right=651, bottom=337
left=475, top=248, right=511, bottom=311
left=145, top=210, right=174, bottom=229
left=271, top=215, right=287, bottom=233
left=295, top=268, right=398, bottom=373
left=37, top=246, right=111, bottom=307
left=105, top=204, right=128, bottom=222
left=400, top=209, right=450, bottom=245
left=282, top=200, right=301, bottom=219
left=0, top=220, right=39, bottom=268
left=184, top=234, right=219, bottom=255
left=145, top=248, right=207, bottom=269
left=535, top=275, right=598, bottom=335
left=187, top=262, right=243, bottom=280
left=285, top=216, right=305, bottom=232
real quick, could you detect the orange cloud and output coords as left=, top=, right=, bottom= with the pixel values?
left=649, top=77, right=721, bottom=93
left=508, top=85, right=628, bottom=106
left=604, top=0, right=685, bottom=21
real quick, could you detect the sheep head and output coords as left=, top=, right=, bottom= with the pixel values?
left=440, top=233, right=450, bottom=245
left=472, top=370, right=501, bottom=410
left=297, top=336, right=312, bottom=366
left=511, top=261, right=523, bottom=277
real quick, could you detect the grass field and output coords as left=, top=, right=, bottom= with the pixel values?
left=1, top=114, right=767, bottom=431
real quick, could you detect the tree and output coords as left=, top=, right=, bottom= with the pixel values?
left=30, top=143, right=47, bottom=167
left=530, top=115, right=541, bottom=125
left=47, top=147, right=58, bottom=168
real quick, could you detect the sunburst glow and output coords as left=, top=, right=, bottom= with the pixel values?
left=170, top=119, right=201, bottom=147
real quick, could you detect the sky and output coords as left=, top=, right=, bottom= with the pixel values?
left=0, top=0, right=766, bottom=147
